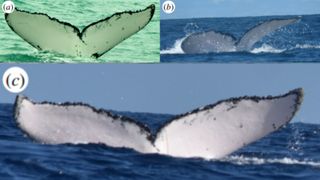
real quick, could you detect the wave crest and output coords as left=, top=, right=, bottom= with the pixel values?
left=251, top=44, right=285, bottom=54
left=221, top=155, right=320, bottom=168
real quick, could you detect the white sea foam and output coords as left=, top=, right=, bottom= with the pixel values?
left=294, top=44, right=320, bottom=49
left=250, top=43, right=320, bottom=54
left=251, top=44, right=286, bottom=54
left=160, top=37, right=186, bottom=54
left=221, top=155, right=320, bottom=168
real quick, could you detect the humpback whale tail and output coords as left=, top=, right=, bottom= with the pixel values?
left=181, top=18, right=299, bottom=54
left=5, top=5, right=155, bottom=58
left=14, top=88, right=303, bottom=159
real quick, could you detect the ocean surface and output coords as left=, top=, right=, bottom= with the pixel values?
left=0, top=103, right=319, bottom=179
left=161, top=14, right=320, bottom=63
left=0, top=0, right=160, bottom=63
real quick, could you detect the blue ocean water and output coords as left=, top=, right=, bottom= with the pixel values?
left=160, top=15, right=320, bottom=63
left=0, top=104, right=319, bottom=179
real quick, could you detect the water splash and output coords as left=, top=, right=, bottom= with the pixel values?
left=183, top=23, right=202, bottom=35
left=160, top=37, right=186, bottom=54
left=251, top=44, right=286, bottom=54
left=294, top=44, right=320, bottom=49
left=287, top=123, right=304, bottom=155
left=161, top=23, right=202, bottom=55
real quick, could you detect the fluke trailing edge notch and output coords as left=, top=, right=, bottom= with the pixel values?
left=5, top=5, right=155, bottom=58
left=14, top=89, right=303, bottom=159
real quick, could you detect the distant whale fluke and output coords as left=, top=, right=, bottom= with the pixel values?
left=14, top=88, right=303, bottom=159
left=181, top=18, right=299, bottom=54
left=5, top=5, right=155, bottom=58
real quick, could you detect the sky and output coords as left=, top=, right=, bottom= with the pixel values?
left=1, top=64, right=320, bottom=124
left=161, top=0, right=320, bottom=19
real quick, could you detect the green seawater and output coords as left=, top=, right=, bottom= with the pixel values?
left=0, top=0, right=160, bottom=63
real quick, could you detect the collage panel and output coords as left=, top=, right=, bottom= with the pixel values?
left=1, top=0, right=320, bottom=179
left=160, top=0, right=320, bottom=63
left=1, top=64, right=320, bottom=178
left=0, top=0, right=160, bottom=63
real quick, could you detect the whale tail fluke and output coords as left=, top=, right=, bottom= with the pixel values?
left=181, top=18, right=300, bottom=54
left=14, top=89, right=303, bottom=159
left=236, top=18, right=300, bottom=51
left=154, top=88, right=303, bottom=158
left=181, top=31, right=237, bottom=54
left=5, top=5, right=155, bottom=58
left=14, top=95, right=156, bottom=153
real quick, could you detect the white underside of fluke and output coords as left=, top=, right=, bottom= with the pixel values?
left=5, top=5, right=155, bottom=58
left=14, top=88, right=303, bottom=159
